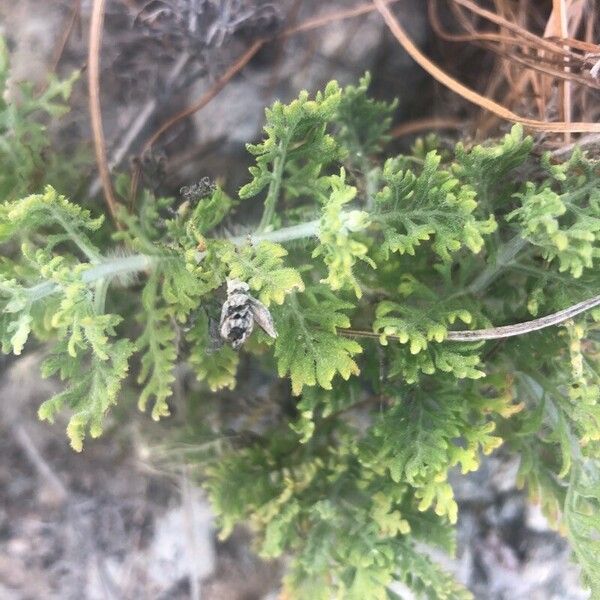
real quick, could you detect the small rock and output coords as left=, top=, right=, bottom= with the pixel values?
left=145, top=493, right=216, bottom=588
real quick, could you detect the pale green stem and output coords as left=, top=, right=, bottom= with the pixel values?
left=467, top=234, right=529, bottom=295
left=23, top=219, right=322, bottom=304
left=257, top=138, right=289, bottom=233
left=51, top=208, right=101, bottom=263
left=445, top=233, right=528, bottom=302
left=93, top=278, right=109, bottom=314
left=231, top=219, right=320, bottom=245
left=26, top=254, right=158, bottom=302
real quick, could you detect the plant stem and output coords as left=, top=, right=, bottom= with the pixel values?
left=26, top=254, right=158, bottom=302
left=257, top=138, right=288, bottom=233
left=231, top=219, right=320, bottom=245
left=467, top=234, right=528, bottom=295
left=51, top=208, right=101, bottom=263
left=23, top=218, right=323, bottom=304
left=343, top=293, right=600, bottom=343
left=443, top=233, right=529, bottom=303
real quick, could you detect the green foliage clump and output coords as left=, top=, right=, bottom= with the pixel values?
left=2, top=52, right=600, bottom=600
left=508, top=150, right=600, bottom=278
left=374, top=151, right=497, bottom=261
left=0, top=38, right=80, bottom=201
left=312, top=169, right=373, bottom=297
left=274, top=286, right=362, bottom=395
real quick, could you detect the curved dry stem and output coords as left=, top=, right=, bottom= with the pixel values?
left=391, top=117, right=465, bottom=139
left=88, top=0, right=120, bottom=225
left=445, top=294, right=600, bottom=341
left=342, top=294, right=600, bottom=344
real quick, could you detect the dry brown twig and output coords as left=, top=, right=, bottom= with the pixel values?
left=374, top=0, right=600, bottom=134
left=49, top=0, right=81, bottom=79
left=425, top=0, right=600, bottom=139
left=390, top=117, right=465, bottom=138
left=545, top=0, right=572, bottom=143
left=427, top=2, right=598, bottom=89
left=142, top=40, right=265, bottom=152
left=88, top=0, right=120, bottom=226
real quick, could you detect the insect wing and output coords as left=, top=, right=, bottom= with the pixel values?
left=250, top=298, right=277, bottom=339
left=219, top=298, right=232, bottom=340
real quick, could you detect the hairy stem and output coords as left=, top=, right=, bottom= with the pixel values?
left=21, top=213, right=598, bottom=345
left=26, top=254, right=158, bottom=302
left=23, top=219, right=322, bottom=303
left=231, top=219, right=320, bottom=245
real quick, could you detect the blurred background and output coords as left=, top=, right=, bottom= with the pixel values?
left=0, top=1, right=598, bottom=598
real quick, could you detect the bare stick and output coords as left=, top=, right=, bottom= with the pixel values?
left=88, top=0, right=120, bottom=224
left=342, top=294, right=600, bottom=343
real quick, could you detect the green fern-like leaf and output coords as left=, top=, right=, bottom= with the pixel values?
left=0, top=40, right=80, bottom=201
left=136, top=271, right=177, bottom=420
left=223, top=240, right=304, bottom=306
left=453, top=123, right=533, bottom=202
left=374, top=152, right=497, bottom=261
left=335, top=72, right=397, bottom=161
left=187, top=310, right=239, bottom=391
left=507, top=151, right=600, bottom=278
left=39, top=337, right=134, bottom=452
left=274, top=286, right=362, bottom=394
left=239, top=80, right=344, bottom=227
left=0, top=186, right=103, bottom=258
left=395, top=542, right=474, bottom=600
left=312, top=169, right=374, bottom=297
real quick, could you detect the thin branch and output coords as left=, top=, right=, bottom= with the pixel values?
left=280, top=0, right=400, bottom=37
left=429, top=0, right=582, bottom=63
left=390, top=117, right=465, bottom=139
left=49, top=0, right=81, bottom=78
left=445, top=294, right=600, bottom=341
left=428, top=2, right=600, bottom=90
left=88, top=0, right=120, bottom=225
left=492, top=49, right=600, bottom=90
left=143, top=40, right=264, bottom=151
left=342, top=294, right=600, bottom=343
left=451, top=0, right=577, bottom=57
left=550, top=0, right=572, bottom=144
